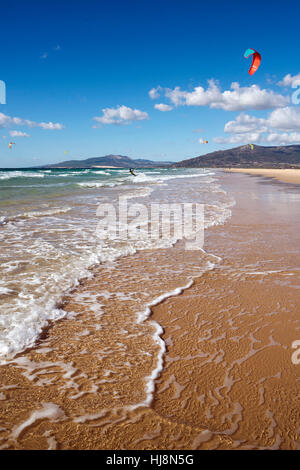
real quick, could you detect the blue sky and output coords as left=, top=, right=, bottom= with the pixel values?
left=1, top=0, right=300, bottom=167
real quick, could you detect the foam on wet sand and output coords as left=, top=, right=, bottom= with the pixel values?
left=0, top=170, right=299, bottom=449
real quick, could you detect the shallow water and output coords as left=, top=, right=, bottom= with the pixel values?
left=0, top=167, right=234, bottom=359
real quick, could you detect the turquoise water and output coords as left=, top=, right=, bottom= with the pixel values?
left=0, top=168, right=151, bottom=206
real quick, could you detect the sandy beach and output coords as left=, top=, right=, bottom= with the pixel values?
left=0, top=171, right=299, bottom=450
left=3, top=0, right=300, bottom=455
left=227, top=168, right=300, bottom=185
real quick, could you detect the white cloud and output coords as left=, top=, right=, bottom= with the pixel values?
left=215, top=131, right=300, bottom=145
left=157, top=80, right=289, bottom=111
left=41, top=53, right=48, bottom=59
left=0, top=112, right=64, bottom=130
left=267, top=107, right=300, bottom=131
left=164, top=86, right=190, bottom=106
left=265, top=132, right=300, bottom=145
left=0, top=113, right=11, bottom=127
left=216, top=130, right=300, bottom=146
left=93, top=105, right=149, bottom=125
left=216, top=82, right=288, bottom=111
left=149, top=87, right=161, bottom=99
left=215, top=107, right=300, bottom=146
left=278, top=73, right=300, bottom=87
left=224, top=113, right=267, bottom=134
left=223, top=107, right=300, bottom=135
left=9, top=130, right=30, bottom=138
left=214, top=132, right=264, bottom=145
left=154, top=103, right=173, bottom=112
left=36, top=122, right=64, bottom=130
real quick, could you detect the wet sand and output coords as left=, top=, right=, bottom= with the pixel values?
left=0, top=171, right=299, bottom=450
left=227, top=168, right=300, bottom=185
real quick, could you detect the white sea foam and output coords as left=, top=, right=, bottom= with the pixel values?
left=76, top=170, right=214, bottom=190
left=0, top=287, right=13, bottom=295
left=0, top=168, right=234, bottom=361
left=78, top=180, right=119, bottom=188
left=134, top=256, right=220, bottom=408
left=0, top=216, right=8, bottom=226
left=137, top=280, right=194, bottom=323
left=19, top=207, right=72, bottom=219
left=112, top=280, right=198, bottom=412
left=0, top=207, right=71, bottom=225
left=0, top=171, right=45, bottom=180
left=12, top=403, right=66, bottom=439
left=90, top=170, right=110, bottom=175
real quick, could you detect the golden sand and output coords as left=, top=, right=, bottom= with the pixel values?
left=227, top=168, right=300, bottom=185
left=0, top=171, right=299, bottom=449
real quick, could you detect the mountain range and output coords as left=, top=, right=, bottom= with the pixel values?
left=37, top=154, right=173, bottom=169
left=173, top=144, right=300, bottom=168
left=34, top=145, right=300, bottom=170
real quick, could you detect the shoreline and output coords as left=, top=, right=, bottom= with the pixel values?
left=0, top=171, right=299, bottom=449
left=226, top=168, right=300, bottom=185
left=150, top=171, right=300, bottom=449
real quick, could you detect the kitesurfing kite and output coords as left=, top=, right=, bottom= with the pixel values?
left=244, top=48, right=261, bottom=75
left=199, top=139, right=208, bottom=144
left=249, top=144, right=254, bottom=150
left=8, top=142, right=15, bottom=149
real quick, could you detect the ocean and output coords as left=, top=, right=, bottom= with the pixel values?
left=0, top=167, right=234, bottom=361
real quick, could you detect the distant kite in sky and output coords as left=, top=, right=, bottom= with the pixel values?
left=8, top=142, right=15, bottom=149
left=244, top=48, right=261, bottom=75
left=199, top=139, right=208, bottom=144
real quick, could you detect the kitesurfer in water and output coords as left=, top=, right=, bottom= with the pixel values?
left=129, top=168, right=137, bottom=176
